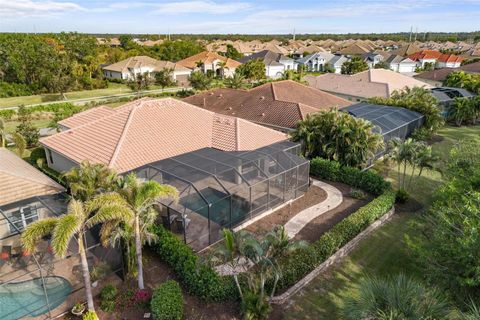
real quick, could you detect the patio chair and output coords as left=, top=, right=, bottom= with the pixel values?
left=15, top=249, right=32, bottom=269
left=174, top=217, right=191, bottom=233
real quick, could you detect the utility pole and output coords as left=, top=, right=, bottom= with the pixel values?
left=293, top=28, right=296, bottom=41
left=409, top=26, right=413, bottom=42
left=414, top=27, right=418, bottom=41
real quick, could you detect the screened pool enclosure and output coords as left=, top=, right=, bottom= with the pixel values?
left=134, top=141, right=310, bottom=251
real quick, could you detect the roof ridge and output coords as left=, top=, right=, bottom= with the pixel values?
left=108, top=100, right=141, bottom=168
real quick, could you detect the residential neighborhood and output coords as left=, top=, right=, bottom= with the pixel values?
left=1, top=1, right=480, bottom=320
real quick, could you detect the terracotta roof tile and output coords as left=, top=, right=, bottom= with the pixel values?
left=59, top=106, right=116, bottom=129
left=177, top=51, right=241, bottom=69
left=40, top=98, right=286, bottom=173
left=0, top=148, right=65, bottom=206
left=183, top=80, right=351, bottom=129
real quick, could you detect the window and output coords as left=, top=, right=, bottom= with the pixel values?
left=8, top=206, right=39, bottom=234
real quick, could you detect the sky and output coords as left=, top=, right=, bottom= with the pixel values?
left=0, top=0, right=479, bottom=34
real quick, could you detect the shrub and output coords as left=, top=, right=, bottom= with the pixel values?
left=150, top=225, right=236, bottom=301
left=82, top=311, right=99, bottom=320
left=151, top=280, right=183, bottom=320
left=395, top=188, right=410, bottom=204
left=29, top=147, right=46, bottom=165
left=133, top=289, right=152, bottom=308
left=310, top=158, right=390, bottom=195
left=349, top=189, right=367, bottom=200
left=277, top=190, right=396, bottom=289
left=100, top=284, right=117, bottom=312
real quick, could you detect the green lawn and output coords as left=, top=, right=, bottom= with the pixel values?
left=5, top=119, right=53, bottom=133
left=284, top=125, right=480, bottom=319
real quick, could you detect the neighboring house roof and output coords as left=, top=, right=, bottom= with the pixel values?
left=329, top=55, right=350, bottom=66
left=102, top=56, right=190, bottom=73
left=177, top=51, right=241, bottom=70
left=296, top=52, right=335, bottom=64
left=0, top=148, right=65, bottom=206
left=262, top=43, right=290, bottom=55
left=390, top=43, right=422, bottom=57
left=414, top=61, right=480, bottom=82
left=305, top=69, right=432, bottom=99
left=407, top=50, right=463, bottom=63
left=59, top=106, right=116, bottom=129
left=239, top=50, right=293, bottom=67
left=295, top=45, right=327, bottom=54
left=430, top=87, right=476, bottom=102
left=183, top=80, right=351, bottom=129
left=338, top=43, right=370, bottom=55
left=385, top=54, right=415, bottom=64
left=40, top=98, right=286, bottom=173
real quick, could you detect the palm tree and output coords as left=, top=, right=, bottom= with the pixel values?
left=11, top=132, right=26, bottom=157
left=449, top=97, right=475, bottom=126
left=217, top=61, right=228, bottom=79
left=290, top=114, right=319, bottom=158
left=62, top=161, right=118, bottom=201
left=89, top=173, right=178, bottom=289
left=224, top=72, right=246, bottom=89
left=0, top=117, right=6, bottom=148
left=21, top=199, right=133, bottom=312
left=414, top=144, right=438, bottom=178
left=388, top=138, right=417, bottom=190
left=342, top=274, right=452, bottom=320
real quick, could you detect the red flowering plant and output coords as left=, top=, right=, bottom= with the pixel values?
left=132, top=289, right=152, bottom=309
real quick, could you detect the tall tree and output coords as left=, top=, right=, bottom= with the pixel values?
left=11, top=132, right=26, bottom=157
left=341, top=57, right=369, bottom=75
left=22, top=199, right=133, bottom=313
left=62, top=161, right=118, bottom=201
left=15, top=105, right=39, bottom=147
left=291, top=109, right=383, bottom=167
left=225, top=44, right=242, bottom=60
left=127, top=72, right=153, bottom=96
left=188, top=71, right=212, bottom=90
left=154, top=68, right=177, bottom=90
left=236, top=59, right=266, bottom=82
left=90, top=173, right=178, bottom=289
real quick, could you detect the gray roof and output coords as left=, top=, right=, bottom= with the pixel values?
left=341, top=102, right=424, bottom=135
left=296, top=52, right=335, bottom=64
left=240, top=50, right=293, bottom=66
left=430, top=87, right=476, bottom=102
left=329, top=55, right=350, bottom=66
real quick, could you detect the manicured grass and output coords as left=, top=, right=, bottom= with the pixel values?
left=284, top=125, right=480, bottom=319
left=4, top=119, right=52, bottom=133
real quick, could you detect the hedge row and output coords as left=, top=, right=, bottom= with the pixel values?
left=151, top=280, right=184, bottom=320
left=150, top=225, right=236, bottom=301
left=274, top=189, right=395, bottom=289
left=310, top=158, right=390, bottom=196
left=151, top=159, right=395, bottom=302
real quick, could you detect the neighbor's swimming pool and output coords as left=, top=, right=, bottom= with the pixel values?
left=0, top=276, right=72, bottom=320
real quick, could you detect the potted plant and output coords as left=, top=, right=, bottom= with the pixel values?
left=71, top=302, right=85, bottom=316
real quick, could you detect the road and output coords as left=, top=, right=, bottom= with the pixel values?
left=1, top=87, right=189, bottom=110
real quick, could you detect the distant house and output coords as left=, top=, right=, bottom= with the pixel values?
left=414, top=61, right=480, bottom=86
left=296, top=52, right=334, bottom=72
left=292, top=45, right=327, bottom=59
left=407, top=50, right=464, bottom=69
left=102, top=56, right=191, bottom=85
left=327, top=55, right=351, bottom=74
left=385, top=55, right=417, bottom=73
left=363, top=53, right=385, bottom=68
left=390, top=43, right=422, bottom=57
left=177, top=51, right=241, bottom=77
left=240, top=50, right=296, bottom=78
left=183, top=80, right=352, bottom=131
left=430, top=87, right=476, bottom=117
left=305, top=69, right=433, bottom=101
left=338, top=43, right=370, bottom=56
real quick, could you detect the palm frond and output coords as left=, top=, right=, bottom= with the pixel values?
left=86, top=205, right=134, bottom=227
left=52, top=214, right=82, bottom=257
left=21, top=218, right=59, bottom=253
left=87, top=192, right=129, bottom=212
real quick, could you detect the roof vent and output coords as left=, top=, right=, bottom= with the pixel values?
left=260, top=96, right=265, bottom=100
left=219, top=94, right=223, bottom=98
left=209, top=92, right=214, bottom=95
left=226, top=107, right=232, bottom=110
left=261, top=113, right=266, bottom=117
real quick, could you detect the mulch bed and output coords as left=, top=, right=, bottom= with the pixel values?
left=245, top=186, right=328, bottom=235
left=94, top=249, right=239, bottom=320
left=294, top=182, right=373, bottom=243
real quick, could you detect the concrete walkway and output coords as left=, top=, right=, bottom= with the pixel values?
left=284, top=180, right=343, bottom=238
left=215, top=180, right=343, bottom=276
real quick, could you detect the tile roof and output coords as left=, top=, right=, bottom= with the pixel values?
left=177, top=51, right=241, bottom=70
left=59, top=106, right=116, bottom=129
left=306, top=69, right=432, bottom=99
left=0, top=148, right=65, bottom=206
left=390, top=44, right=422, bottom=57
left=414, top=61, right=480, bottom=82
left=183, top=80, right=351, bottom=129
left=102, top=56, right=191, bottom=73
left=239, top=50, right=293, bottom=66
left=407, top=50, right=463, bottom=63
left=40, top=98, right=286, bottom=173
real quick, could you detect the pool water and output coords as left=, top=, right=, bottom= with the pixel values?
left=0, top=276, right=72, bottom=320
left=180, top=188, right=250, bottom=226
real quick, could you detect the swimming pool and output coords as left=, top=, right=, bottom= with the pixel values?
left=180, top=188, right=251, bottom=226
left=0, top=276, right=72, bottom=320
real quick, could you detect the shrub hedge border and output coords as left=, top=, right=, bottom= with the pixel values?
left=151, top=280, right=184, bottom=320
left=151, top=158, right=395, bottom=302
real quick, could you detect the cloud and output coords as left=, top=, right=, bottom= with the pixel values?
left=154, top=1, right=251, bottom=14
left=0, top=0, right=84, bottom=17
